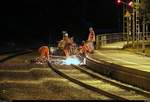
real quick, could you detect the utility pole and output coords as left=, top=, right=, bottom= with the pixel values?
left=142, top=14, right=145, bottom=53
left=132, top=8, right=135, bottom=48
left=135, top=0, right=140, bottom=51
left=123, top=4, right=127, bottom=41
left=124, top=10, right=132, bottom=45
left=128, top=15, right=132, bottom=45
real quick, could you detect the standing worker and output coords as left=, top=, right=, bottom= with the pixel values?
left=87, top=27, right=95, bottom=53
left=62, top=31, right=71, bottom=57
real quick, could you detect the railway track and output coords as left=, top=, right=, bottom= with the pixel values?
left=0, top=45, right=39, bottom=55
left=1, top=50, right=150, bottom=100
left=48, top=62, right=150, bottom=100
left=0, top=52, right=112, bottom=100
left=0, top=50, right=33, bottom=63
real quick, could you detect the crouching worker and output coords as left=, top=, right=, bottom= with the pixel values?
left=38, top=46, right=50, bottom=60
left=78, top=41, right=91, bottom=65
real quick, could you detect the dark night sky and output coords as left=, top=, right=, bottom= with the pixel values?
left=0, top=0, right=122, bottom=45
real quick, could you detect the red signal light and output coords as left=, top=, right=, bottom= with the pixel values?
left=128, top=1, right=133, bottom=7
left=117, top=0, right=121, bottom=4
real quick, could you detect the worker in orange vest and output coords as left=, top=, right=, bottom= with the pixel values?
left=79, top=41, right=91, bottom=56
left=88, top=27, right=95, bottom=42
left=87, top=27, right=95, bottom=52
left=38, top=46, right=50, bottom=60
left=62, top=31, right=70, bottom=57
left=78, top=41, right=91, bottom=65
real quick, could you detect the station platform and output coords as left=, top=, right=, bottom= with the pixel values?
left=86, top=41, right=150, bottom=91
left=100, top=41, right=126, bottom=49
left=90, top=49, right=150, bottom=73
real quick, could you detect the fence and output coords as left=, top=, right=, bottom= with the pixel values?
left=96, top=32, right=150, bottom=50
left=96, top=33, right=125, bottom=49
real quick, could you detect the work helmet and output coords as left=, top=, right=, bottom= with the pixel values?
left=62, top=31, right=68, bottom=37
left=89, top=27, right=93, bottom=31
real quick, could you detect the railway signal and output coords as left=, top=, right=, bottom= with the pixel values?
left=117, top=0, right=121, bottom=4
left=128, top=1, right=133, bottom=7
left=117, top=0, right=133, bottom=7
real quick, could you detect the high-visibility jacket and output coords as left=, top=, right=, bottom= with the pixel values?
left=88, top=31, right=95, bottom=42
left=63, top=49, right=69, bottom=57
left=80, top=44, right=91, bottom=55
left=38, top=46, right=49, bottom=59
left=63, top=38, right=73, bottom=57
left=58, top=40, right=65, bottom=50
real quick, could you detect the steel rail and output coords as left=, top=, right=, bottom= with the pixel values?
left=0, top=50, right=32, bottom=63
left=48, top=62, right=128, bottom=100
left=72, top=64, right=150, bottom=98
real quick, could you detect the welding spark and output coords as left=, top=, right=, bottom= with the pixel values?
left=62, top=55, right=81, bottom=65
